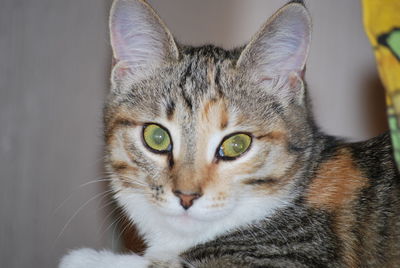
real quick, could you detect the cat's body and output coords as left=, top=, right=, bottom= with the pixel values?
left=60, top=0, right=400, bottom=267
left=183, top=132, right=400, bottom=267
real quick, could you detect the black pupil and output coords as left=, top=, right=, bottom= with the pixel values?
left=152, top=128, right=166, bottom=145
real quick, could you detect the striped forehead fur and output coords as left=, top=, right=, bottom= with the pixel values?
left=107, top=44, right=313, bottom=128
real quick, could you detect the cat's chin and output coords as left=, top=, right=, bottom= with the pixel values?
left=159, top=205, right=233, bottom=221
left=157, top=206, right=234, bottom=234
left=164, top=214, right=206, bottom=232
left=160, top=212, right=233, bottom=238
left=118, top=192, right=234, bottom=235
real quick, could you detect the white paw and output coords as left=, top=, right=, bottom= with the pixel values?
left=59, top=248, right=150, bottom=268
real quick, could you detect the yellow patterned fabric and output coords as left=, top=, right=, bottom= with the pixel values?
left=362, top=0, right=400, bottom=168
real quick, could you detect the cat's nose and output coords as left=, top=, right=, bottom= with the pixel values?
left=173, top=190, right=202, bottom=210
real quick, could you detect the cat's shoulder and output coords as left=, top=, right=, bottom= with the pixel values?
left=347, top=132, right=396, bottom=173
left=306, top=132, right=399, bottom=211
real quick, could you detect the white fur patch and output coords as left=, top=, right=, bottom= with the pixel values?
left=59, top=248, right=149, bottom=268
left=117, top=186, right=291, bottom=261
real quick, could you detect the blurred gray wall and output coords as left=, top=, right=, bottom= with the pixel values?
left=0, top=0, right=387, bottom=267
left=0, top=1, right=112, bottom=267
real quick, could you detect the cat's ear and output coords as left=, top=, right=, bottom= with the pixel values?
left=237, top=2, right=311, bottom=101
left=109, top=0, right=179, bottom=83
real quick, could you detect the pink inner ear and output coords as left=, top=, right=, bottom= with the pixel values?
left=111, top=61, right=133, bottom=81
left=110, top=0, right=163, bottom=67
left=271, top=23, right=309, bottom=74
left=109, top=0, right=180, bottom=81
left=259, top=76, right=274, bottom=83
left=300, top=66, right=306, bottom=79
left=237, top=3, right=311, bottom=77
left=110, top=6, right=130, bottom=62
left=111, top=57, right=117, bottom=68
left=110, top=34, right=129, bottom=65
left=288, top=72, right=302, bottom=89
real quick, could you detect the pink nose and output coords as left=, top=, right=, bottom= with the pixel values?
left=173, top=190, right=202, bottom=210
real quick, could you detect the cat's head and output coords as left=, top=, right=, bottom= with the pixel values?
left=105, top=0, right=313, bottom=237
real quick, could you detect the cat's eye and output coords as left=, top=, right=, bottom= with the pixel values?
left=143, top=124, right=172, bottom=153
left=218, top=133, right=252, bottom=160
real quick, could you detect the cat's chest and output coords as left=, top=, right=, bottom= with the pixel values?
left=142, top=216, right=224, bottom=260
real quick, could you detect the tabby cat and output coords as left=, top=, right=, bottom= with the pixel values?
left=60, top=0, right=400, bottom=267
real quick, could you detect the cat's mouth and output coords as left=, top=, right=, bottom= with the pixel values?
left=172, top=212, right=196, bottom=222
left=158, top=200, right=235, bottom=223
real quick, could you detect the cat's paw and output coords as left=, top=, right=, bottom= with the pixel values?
left=59, top=248, right=99, bottom=268
left=59, top=248, right=150, bottom=268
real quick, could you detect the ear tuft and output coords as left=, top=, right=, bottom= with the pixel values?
left=109, top=0, right=179, bottom=81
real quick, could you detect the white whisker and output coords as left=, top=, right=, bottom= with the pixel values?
left=53, top=175, right=112, bottom=214
left=55, top=189, right=115, bottom=245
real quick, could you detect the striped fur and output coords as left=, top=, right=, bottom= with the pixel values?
left=102, top=0, right=400, bottom=267
left=181, top=133, right=400, bottom=267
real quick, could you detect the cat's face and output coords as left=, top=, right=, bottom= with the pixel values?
left=105, top=0, right=313, bottom=236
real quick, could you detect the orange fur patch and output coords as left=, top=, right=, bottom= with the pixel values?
left=202, top=98, right=218, bottom=121
left=306, top=149, right=368, bottom=210
left=219, top=104, right=229, bottom=129
left=201, top=95, right=229, bottom=130
left=199, top=162, right=218, bottom=190
left=111, top=161, right=129, bottom=172
left=111, top=160, right=138, bottom=174
left=256, top=131, right=287, bottom=142
left=306, top=148, right=369, bottom=267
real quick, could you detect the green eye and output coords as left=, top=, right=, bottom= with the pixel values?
left=218, top=133, right=252, bottom=159
left=143, top=124, right=172, bottom=153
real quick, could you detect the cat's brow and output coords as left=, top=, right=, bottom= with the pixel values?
left=105, top=117, right=137, bottom=142
left=255, top=131, right=286, bottom=141
left=113, top=118, right=137, bottom=127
